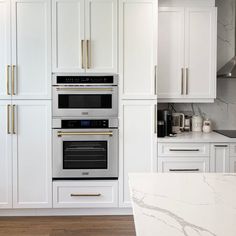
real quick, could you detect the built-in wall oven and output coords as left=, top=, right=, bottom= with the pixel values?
left=53, top=118, right=118, bottom=179
left=53, top=74, right=118, bottom=118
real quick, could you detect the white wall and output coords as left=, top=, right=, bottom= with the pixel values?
left=160, top=0, right=236, bottom=130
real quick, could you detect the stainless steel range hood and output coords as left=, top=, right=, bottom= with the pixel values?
left=217, top=2, right=236, bottom=78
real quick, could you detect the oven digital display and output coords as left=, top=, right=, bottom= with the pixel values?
left=81, top=120, right=90, bottom=127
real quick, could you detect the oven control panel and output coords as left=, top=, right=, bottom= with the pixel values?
left=61, top=120, right=109, bottom=129
left=56, top=76, right=114, bottom=84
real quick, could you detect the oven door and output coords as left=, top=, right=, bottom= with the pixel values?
left=53, top=86, right=118, bottom=117
left=53, top=129, right=118, bottom=179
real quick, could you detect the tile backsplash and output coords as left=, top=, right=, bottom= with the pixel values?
left=160, top=0, right=236, bottom=130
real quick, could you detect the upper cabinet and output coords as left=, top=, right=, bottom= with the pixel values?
left=158, top=6, right=217, bottom=103
left=119, top=0, right=158, bottom=100
left=0, top=0, right=51, bottom=100
left=52, top=0, right=117, bottom=73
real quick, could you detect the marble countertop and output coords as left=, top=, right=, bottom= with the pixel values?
left=129, top=173, right=236, bottom=236
left=157, top=131, right=236, bottom=143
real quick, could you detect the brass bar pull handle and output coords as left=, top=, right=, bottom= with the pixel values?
left=81, top=40, right=85, bottom=69
left=70, top=193, right=101, bottom=197
left=57, top=131, right=113, bottom=137
left=56, top=87, right=113, bottom=92
left=169, top=149, right=200, bottom=152
left=12, top=105, right=16, bottom=134
left=86, top=40, right=91, bottom=69
left=181, top=68, right=184, bottom=95
left=12, top=65, right=16, bottom=96
left=214, top=145, right=228, bottom=148
left=7, top=65, right=10, bottom=95
left=169, top=169, right=199, bottom=172
left=186, top=68, right=189, bottom=95
left=7, top=105, right=10, bottom=134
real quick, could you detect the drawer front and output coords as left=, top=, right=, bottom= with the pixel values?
left=158, top=158, right=210, bottom=173
left=158, top=143, right=210, bottom=157
left=230, top=144, right=236, bottom=157
left=53, top=181, right=118, bottom=208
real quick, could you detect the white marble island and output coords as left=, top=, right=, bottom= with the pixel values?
left=129, top=173, right=236, bottom=236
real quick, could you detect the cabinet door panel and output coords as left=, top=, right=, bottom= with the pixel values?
left=158, top=8, right=184, bottom=98
left=119, top=100, right=156, bottom=207
left=86, top=0, right=117, bottom=73
left=0, top=0, right=11, bottom=99
left=119, top=0, right=157, bottom=99
left=230, top=158, right=236, bottom=173
left=12, top=101, right=52, bottom=208
left=185, top=7, right=216, bottom=98
left=0, top=101, right=12, bottom=208
left=52, top=0, right=85, bottom=72
left=11, top=0, right=51, bottom=99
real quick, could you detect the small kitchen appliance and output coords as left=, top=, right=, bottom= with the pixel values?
left=192, top=115, right=203, bottom=132
left=172, top=113, right=185, bottom=133
left=158, top=109, right=172, bottom=136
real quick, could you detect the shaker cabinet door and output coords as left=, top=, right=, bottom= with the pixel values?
left=85, top=0, right=117, bottom=73
left=52, top=0, right=85, bottom=73
left=0, top=101, right=12, bottom=208
left=11, top=0, right=51, bottom=99
left=12, top=100, right=52, bottom=208
left=119, top=0, right=158, bottom=99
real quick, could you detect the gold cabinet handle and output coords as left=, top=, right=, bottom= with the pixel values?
left=81, top=40, right=85, bottom=69
left=12, top=65, right=16, bottom=95
left=186, top=68, right=189, bottom=95
left=181, top=68, right=184, bottom=95
left=7, top=105, right=11, bottom=134
left=12, top=105, right=16, bottom=134
left=57, top=131, right=113, bottom=137
left=70, top=193, right=101, bottom=197
left=86, top=40, right=91, bottom=69
left=7, top=65, right=10, bottom=95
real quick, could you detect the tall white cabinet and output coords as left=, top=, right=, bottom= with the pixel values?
left=158, top=3, right=217, bottom=103
left=0, top=0, right=52, bottom=209
left=119, top=0, right=158, bottom=207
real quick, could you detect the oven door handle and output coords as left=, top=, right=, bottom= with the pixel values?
left=55, top=87, right=114, bottom=92
left=57, top=131, right=113, bottom=137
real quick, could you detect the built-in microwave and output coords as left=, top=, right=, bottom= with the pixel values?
left=52, top=74, right=118, bottom=118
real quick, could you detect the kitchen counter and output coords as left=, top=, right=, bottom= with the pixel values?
left=157, top=131, right=236, bottom=143
left=129, top=173, right=236, bottom=236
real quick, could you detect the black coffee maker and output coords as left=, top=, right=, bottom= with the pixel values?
left=157, top=109, right=172, bottom=137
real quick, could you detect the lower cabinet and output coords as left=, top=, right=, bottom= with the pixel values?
left=53, top=181, right=118, bottom=208
left=230, top=157, right=236, bottom=173
left=119, top=100, right=157, bottom=207
left=210, top=144, right=230, bottom=172
left=0, top=100, right=52, bottom=209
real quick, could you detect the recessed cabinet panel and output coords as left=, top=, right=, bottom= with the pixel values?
left=158, top=8, right=184, bottom=98
left=52, top=0, right=85, bottom=72
left=12, top=101, right=52, bottom=208
left=230, top=158, right=236, bottom=173
left=0, top=101, right=12, bottom=208
left=120, top=0, right=157, bottom=99
left=86, top=0, right=117, bottom=73
left=0, top=0, right=11, bottom=99
left=11, top=0, right=51, bottom=99
left=185, top=7, right=216, bottom=98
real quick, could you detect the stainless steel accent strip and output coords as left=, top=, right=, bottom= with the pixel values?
left=57, top=131, right=113, bottom=137
left=169, top=169, right=200, bottom=172
left=169, top=149, right=200, bottom=152
left=70, top=193, right=101, bottom=197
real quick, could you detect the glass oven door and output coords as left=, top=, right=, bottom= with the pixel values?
left=53, top=129, right=118, bottom=179
left=53, top=86, right=118, bottom=117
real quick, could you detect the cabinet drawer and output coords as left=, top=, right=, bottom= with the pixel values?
left=158, top=143, right=210, bottom=157
left=230, top=144, right=236, bottom=157
left=53, top=181, right=118, bottom=208
left=158, top=158, right=209, bottom=173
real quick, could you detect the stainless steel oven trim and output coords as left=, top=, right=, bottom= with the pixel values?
left=52, top=128, right=118, bottom=178
left=52, top=85, right=118, bottom=118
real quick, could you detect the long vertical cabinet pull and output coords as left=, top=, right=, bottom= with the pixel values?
left=7, top=105, right=11, bottom=134
left=186, top=68, right=189, bottom=95
left=12, top=65, right=16, bottom=95
left=81, top=40, right=85, bottom=69
left=181, top=68, right=184, bottom=95
left=86, top=40, right=91, bottom=69
left=7, top=65, right=11, bottom=95
left=12, top=105, right=16, bottom=134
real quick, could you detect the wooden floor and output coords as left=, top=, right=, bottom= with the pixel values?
left=0, top=216, right=136, bottom=236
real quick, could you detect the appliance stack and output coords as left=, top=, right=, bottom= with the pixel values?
left=52, top=74, right=119, bottom=180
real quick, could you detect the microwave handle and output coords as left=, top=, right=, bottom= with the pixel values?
left=57, top=131, right=113, bottom=137
left=56, top=87, right=113, bottom=92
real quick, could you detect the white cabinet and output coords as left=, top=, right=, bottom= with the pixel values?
left=210, top=144, right=230, bottom=173
left=119, top=0, right=158, bottom=99
left=230, top=158, right=236, bottom=173
left=0, top=0, right=51, bottom=100
left=158, top=6, right=217, bottom=103
left=53, top=0, right=117, bottom=73
left=119, top=100, right=157, bottom=207
left=0, top=101, right=12, bottom=208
